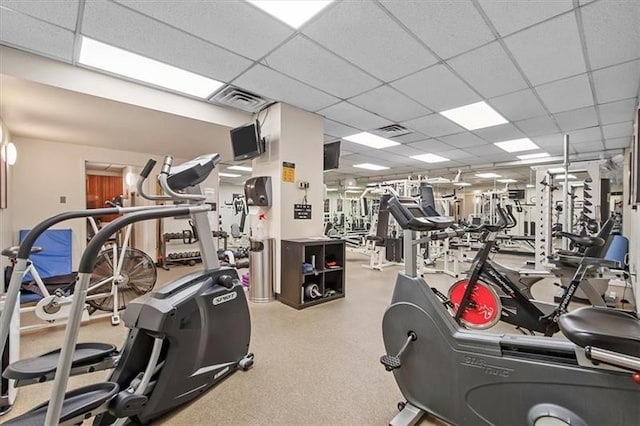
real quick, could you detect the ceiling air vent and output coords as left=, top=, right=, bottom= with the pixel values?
left=373, top=124, right=412, bottom=138
left=210, top=86, right=272, bottom=113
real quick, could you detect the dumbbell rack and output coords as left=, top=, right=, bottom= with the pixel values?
left=160, top=231, right=201, bottom=270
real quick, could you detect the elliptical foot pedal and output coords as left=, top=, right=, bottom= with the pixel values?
left=2, top=382, right=119, bottom=425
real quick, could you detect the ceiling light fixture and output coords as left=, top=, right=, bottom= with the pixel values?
left=219, top=172, right=242, bottom=178
left=494, top=138, right=539, bottom=153
left=344, top=132, right=399, bottom=149
left=475, top=172, right=501, bottom=178
left=326, top=188, right=338, bottom=192
left=1, top=142, right=17, bottom=166
left=497, top=178, right=517, bottom=183
left=439, top=101, right=508, bottom=130
left=555, top=174, right=577, bottom=180
left=517, top=152, right=550, bottom=160
left=246, top=0, right=333, bottom=28
left=411, top=153, right=450, bottom=163
left=354, top=163, right=389, bottom=171
left=453, top=182, right=471, bottom=187
left=228, top=165, right=253, bottom=172
left=78, top=37, right=224, bottom=98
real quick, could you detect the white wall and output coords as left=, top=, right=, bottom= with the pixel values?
left=0, top=120, right=14, bottom=291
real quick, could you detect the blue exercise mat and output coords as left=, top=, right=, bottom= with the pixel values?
left=19, top=229, right=72, bottom=281
left=604, top=235, right=628, bottom=267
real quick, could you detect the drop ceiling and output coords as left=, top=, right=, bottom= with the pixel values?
left=1, top=0, right=638, bottom=187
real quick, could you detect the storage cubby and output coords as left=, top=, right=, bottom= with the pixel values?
left=280, top=238, right=345, bottom=309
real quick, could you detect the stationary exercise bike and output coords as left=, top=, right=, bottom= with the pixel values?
left=380, top=195, right=640, bottom=425
left=0, top=154, right=254, bottom=425
left=446, top=204, right=614, bottom=336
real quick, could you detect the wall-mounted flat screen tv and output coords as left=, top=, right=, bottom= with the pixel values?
left=323, top=141, right=341, bottom=171
left=231, top=120, right=264, bottom=161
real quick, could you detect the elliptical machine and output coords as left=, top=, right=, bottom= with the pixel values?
left=380, top=195, right=639, bottom=426
left=0, top=154, right=254, bottom=425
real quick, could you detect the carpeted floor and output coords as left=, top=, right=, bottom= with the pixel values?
left=2, top=250, right=633, bottom=425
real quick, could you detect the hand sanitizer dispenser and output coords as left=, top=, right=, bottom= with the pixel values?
left=245, top=176, right=272, bottom=207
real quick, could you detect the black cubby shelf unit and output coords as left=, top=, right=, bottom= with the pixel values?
left=279, top=238, right=346, bottom=309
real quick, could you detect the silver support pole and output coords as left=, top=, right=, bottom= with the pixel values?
left=0, top=260, right=28, bottom=358
left=193, top=208, right=220, bottom=271
left=563, top=135, right=571, bottom=250
left=404, top=229, right=417, bottom=278
left=44, top=272, right=93, bottom=425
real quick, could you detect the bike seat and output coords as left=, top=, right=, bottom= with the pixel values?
left=559, top=307, right=640, bottom=357
left=1, top=246, right=43, bottom=259
left=555, top=232, right=604, bottom=249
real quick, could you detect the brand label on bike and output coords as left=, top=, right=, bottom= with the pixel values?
left=461, top=356, right=512, bottom=378
left=213, top=292, right=237, bottom=306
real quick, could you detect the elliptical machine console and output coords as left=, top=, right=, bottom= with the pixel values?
left=380, top=195, right=640, bottom=426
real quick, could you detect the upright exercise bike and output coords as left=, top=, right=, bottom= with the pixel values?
left=0, top=154, right=254, bottom=425
left=380, top=195, right=639, bottom=426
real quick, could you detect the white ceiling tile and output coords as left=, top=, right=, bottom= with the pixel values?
left=536, top=74, right=593, bottom=113
left=515, top=115, right=559, bottom=137
left=504, top=13, right=586, bottom=85
left=605, top=136, right=633, bottom=150
left=488, top=89, right=548, bottom=121
left=463, top=144, right=506, bottom=157
left=439, top=132, right=486, bottom=149
left=115, top=0, right=293, bottom=60
left=447, top=41, right=528, bottom=98
left=473, top=123, right=526, bottom=142
left=478, top=152, right=517, bottom=162
left=324, top=119, right=359, bottom=138
left=407, top=139, right=454, bottom=153
left=599, top=98, right=638, bottom=124
left=385, top=143, right=425, bottom=157
left=532, top=133, right=565, bottom=148
left=82, top=1, right=252, bottom=83
left=303, top=1, right=437, bottom=82
left=581, top=0, right=640, bottom=69
left=318, top=102, right=392, bottom=131
left=324, top=134, right=335, bottom=142
left=1, top=0, right=79, bottom=30
left=0, top=7, right=75, bottom=62
left=573, top=140, right=605, bottom=153
left=478, top=0, right=573, bottom=36
left=233, top=65, right=338, bottom=112
left=602, top=121, right=634, bottom=140
left=264, top=35, right=380, bottom=98
left=592, top=60, right=640, bottom=104
left=553, top=106, right=598, bottom=132
left=380, top=0, right=494, bottom=59
left=567, top=126, right=601, bottom=143
left=388, top=132, right=431, bottom=144
left=403, top=113, right=465, bottom=137
left=392, top=64, right=481, bottom=111
left=348, top=86, right=431, bottom=122
left=435, top=149, right=476, bottom=160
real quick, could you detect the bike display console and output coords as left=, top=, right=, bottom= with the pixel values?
left=387, top=197, right=453, bottom=232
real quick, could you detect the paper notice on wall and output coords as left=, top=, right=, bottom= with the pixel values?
left=282, top=161, right=295, bottom=183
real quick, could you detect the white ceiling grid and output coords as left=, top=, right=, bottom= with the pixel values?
left=0, top=0, right=638, bottom=185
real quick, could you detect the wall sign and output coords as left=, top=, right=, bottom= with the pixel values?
left=282, top=161, right=295, bottom=183
left=294, top=204, right=312, bottom=219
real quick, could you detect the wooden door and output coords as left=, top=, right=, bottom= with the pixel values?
left=86, top=175, right=123, bottom=223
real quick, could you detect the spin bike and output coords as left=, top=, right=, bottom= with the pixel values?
left=380, top=195, right=639, bottom=426
left=0, top=154, right=254, bottom=425
left=446, top=204, right=613, bottom=336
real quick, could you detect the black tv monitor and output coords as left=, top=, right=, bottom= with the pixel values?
left=508, top=189, right=525, bottom=200
left=323, top=141, right=341, bottom=171
left=230, top=120, right=264, bottom=161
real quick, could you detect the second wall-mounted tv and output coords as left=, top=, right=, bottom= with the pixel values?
left=230, top=120, right=265, bottom=161
left=323, top=141, right=341, bottom=171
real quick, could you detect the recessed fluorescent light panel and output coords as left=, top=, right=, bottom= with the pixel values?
left=78, top=37, right=224, bottom=98
left=219, top=172, right=242, bottom=177
left=453, top=182, right=471, bottom=187
left=439, top=101, right=508, bottom=130
left=228, top=165, right=253, bottom=172
left=326, top=188, right=338, bottom=192
left=344, top=132, right=399, bottom=149
left=354, top=163, right=389, bottom=171
left=475, top=173, right=501, bottom=178
left=526, top=184, right=536, bottom=188
left=555, top=174, right=577, bottom=180
left=497, top=178, right=517, bottom=183
left=494, top=138, right=539, bottom=153
left=411, top=153, right=450, bottom=163
left=517, top=152, right=550, bottom=160
left=246, top=1, right=333, bottom=28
